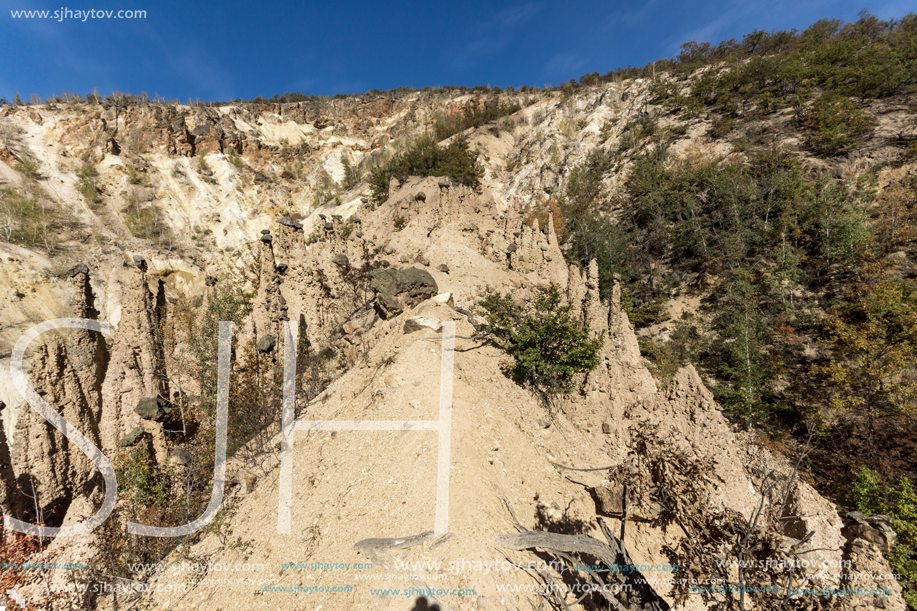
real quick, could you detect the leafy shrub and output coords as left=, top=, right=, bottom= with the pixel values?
left=13, top=152, right=40, bottom=179
left=188, top=283, right=252, bottom=418
left=368, top=134, right=482, bottom=204
left=0, top=185, right=76, bottom=253
left=850, top=467, right=917, bottom=609
left=477, top=284, right=603, bottom=408
left=433, top=98, right=521, bottom=140
left=341, top=152, right=362, bottom=189
left=124, top=163, right=146, bottom=185
left=815, top=277, right=917, bottom=419
left=123, top=193, right=174, bottom=247
left=228, top=152, right=244, bottom=168
left=75, top=163, right=98, bottom=203
left=393, top=215, right=408, bottom=231
left=116, top=443, right=174, bottom=507
left=802, top=94, right=875, bottom=157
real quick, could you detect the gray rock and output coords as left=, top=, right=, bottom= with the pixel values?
left=506, top=243, right=517, bottom=253
left=257, top=335, right=276, bottom=353
left=120, top=426, right=147, bottom=447
left=602, top=421, right=611, bottom=434
left=132, top=255, right=147, bottom=271
left=135, top=397, right=171, bottom=422
left=169, top=448, right=191, bottom=466
left=261, top=229, right=271, bottom=234
left=438, top=264, right=450, bottom=274
left=414, top=191, right=426, bottom=202
left=332, top=254, right=350, bottom=267
left=540, top=245, right=548, bottom=251
left=384, top=245, right=395, bottom=255
left=275, top=263, right=288, bottom=274
left=343, top=308, right=378, bottom=335
left=324, top=222, right=334, bottom=230
left=276, top=216, right=303, bottom=229
left=260, top=234, right=273, bottom=243
left=404, top=316, right=442, bottom=334
left=68, top=263, right=89, bottom=277
left=360, top=197, right=368, bottom=203
left=370, top=267, right=438, bottom=319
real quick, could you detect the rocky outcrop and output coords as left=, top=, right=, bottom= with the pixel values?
left=66, top=264, right=108, bottom=422
left=99, top=260, right=169, bottom=464
left=0, top=401, right=23, bottom=519
left=246, top=231, right=289, bottom=350
left=12, top=335, right=102, bottom=525
left=841, top=512, right=908, bottom=610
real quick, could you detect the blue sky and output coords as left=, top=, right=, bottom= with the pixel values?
left=0, top=0, right=912, bottom=102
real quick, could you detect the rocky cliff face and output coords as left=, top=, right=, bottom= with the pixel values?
left=1, top=86, right=910, bottom=610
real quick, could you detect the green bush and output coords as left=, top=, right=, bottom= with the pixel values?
left=75, top=163, right=98, bottom=203
left=0, top=187, right=44, bottom=246
left=434, top=98, right=521, bottom=141
left=125, top=163, right=147, bottom=185
left=477, top=284, right=603, bottom=408
left=0, top=186, right=75, bottom=253
left=123, top=193, right=174, bottom=246
left=802, top=94, right=875, bottom=157
left=341, top=153, right=361, bottom=189
left=13, top=152, right=40, bottom=179
left=228, top=152, right=244, bottom=168
left=368, top=134, right=482, bottom=204
left=116, top=443, right=174, bottom=507
left=850, top=467, right=917, bottom=609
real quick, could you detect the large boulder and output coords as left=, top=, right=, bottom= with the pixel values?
left=120, top=426, right=148, bottom=447
left=257, top=335, right=276, bottom=353
left=134, top=397, right=171, bottom=422
left=369, top=267, right=438, bottom=319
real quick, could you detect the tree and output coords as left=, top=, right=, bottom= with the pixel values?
left=802, top=93, right=875, bottom=157
left=340, top=152, right=361, bottom=190
left=816, top=276, right=917, bottom=425
left=874, top=177, right=917, bottom=254
left=714, top=273, right=776, bottom=429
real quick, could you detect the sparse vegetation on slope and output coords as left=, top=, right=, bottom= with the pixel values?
left=432, top=97, right=521, bottom=140
left=477, top=284, right=603, bottom=411
left=368, top=134, right=482, bottom=204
